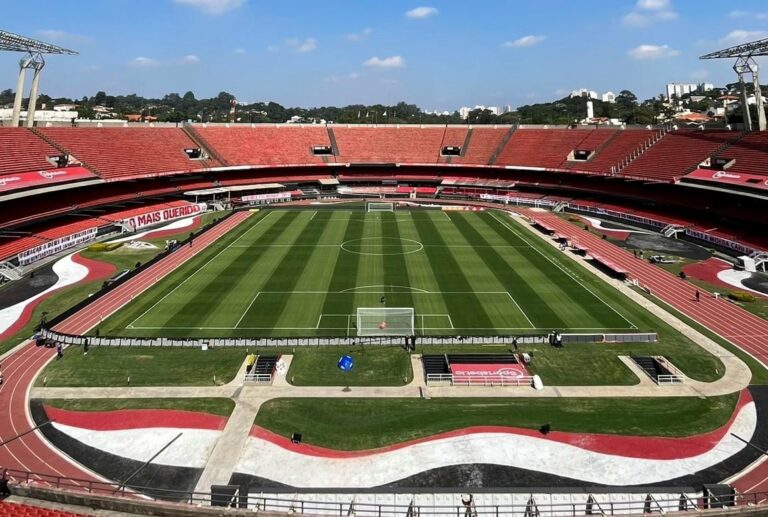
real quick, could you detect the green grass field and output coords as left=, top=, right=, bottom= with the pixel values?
left=41, top=397, right=236, bottom=416
left=255, top=394, right=739, bottom=448
left=96, top=209, right=644, bottom=338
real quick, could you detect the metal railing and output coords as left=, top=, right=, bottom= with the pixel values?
left=5, top=466, right=767, bottom=516
left=426, top=373, right=534, bottom=387
left=243, top=373, right=272, bottom=384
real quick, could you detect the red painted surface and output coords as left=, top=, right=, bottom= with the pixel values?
left=0, top=253, right=116, bottom=342
left=0, top=212, right=251, bottom=489
left=248, top=390, right=751, bottom=461
left=450, top=363, right=529, bottom=379
left=682, top=258, right=767, bottom=299
left=43, top=406, right=228, bottom=431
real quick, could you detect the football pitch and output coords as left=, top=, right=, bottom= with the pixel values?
left=98, top=208, right=641, bottom=338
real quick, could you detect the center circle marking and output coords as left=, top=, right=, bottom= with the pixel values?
left=341, top=237, right=424, bottom=256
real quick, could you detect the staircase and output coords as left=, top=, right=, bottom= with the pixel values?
left=488, top=125, right=518, bottom=165
left=182, top=124, right=228, bottom=166
left=630, top=354, right=682, bottom=384
left=0, top=261, right=23, bottom=281
left=326, top=126, right=340, bottom=160
left=750, top=251, right=768, bottom=272
left=613, top=128, right=667, bottom=175
left=29, top=127, right=103, bottom=177
left=683, top=130, right=747, bottom=177
left=460, top=128, right=473, bottom=158
left=552, top=201, right=568, bottom=212
left=661, top=224, right=685, bottom=238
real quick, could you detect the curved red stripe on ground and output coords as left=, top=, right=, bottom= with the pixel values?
left=683, top=258, right=767, bottom=299
left=249, top=390, right=751, bottom=461
left=0, top=253, right=116, bottom=342
left=44, top=406, right=228, bottom=431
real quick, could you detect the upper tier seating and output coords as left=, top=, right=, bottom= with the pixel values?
left=453, top=127, right=509, bottom=165
left=0, top=128, right=62, bottom=176
left=620, top=130, right=737, bottom=181
left=39, top=128, right=211, bottom=180
left=495, top=129, right=612, bottom=169
left=195, top=126, right=331, bottom=165
left=333, top=127, right=445, bottom=163
left=716, top=131, right=768, bottom=176
left=569, top=130, right=656, bottom=174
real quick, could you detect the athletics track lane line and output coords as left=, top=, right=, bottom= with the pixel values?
left=0, top=211, right=251, bottom=488
left=519, top=210, right=768, bottom=495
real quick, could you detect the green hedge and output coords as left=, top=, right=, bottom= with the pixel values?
left=86, top=242, right=123, bottom=252
left=729, top=290, right=756, bottom=303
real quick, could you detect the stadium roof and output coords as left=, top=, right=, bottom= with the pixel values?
left=0, top=29, right=78, bottom=55
left=700, top=37, right=768, bottom=59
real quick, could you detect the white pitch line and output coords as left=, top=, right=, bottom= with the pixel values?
left=126, top=211, right=275, bottom=328
left=447, top=313, right=455, bottom=329
left=506, top=292, right=535, bottom=328
left=127, top=325, right=631, bottom=331
left=489, top=211, right=637, bottom=330
left=309, top=211, right=317, bottom=221
left=235, top=292, right=261, bottom=329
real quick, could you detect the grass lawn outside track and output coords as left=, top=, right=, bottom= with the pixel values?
left=255, top=394, right=740, bottom=449
left=41, top=397, right=235, bottom=417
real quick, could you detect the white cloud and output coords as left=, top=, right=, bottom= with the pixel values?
left=364, top=55, right=405, bottom=68
left=502, top=35, right=545, bottom=48
left=130, top=56, right=160, bottom=67
left=172, top=0, right=244, bottom=14
left=628, top=44, right=680, bottom=60
left=720, top=29, right=768, bottom=46
left=296, top=38, right=317, bottom=53
left=621, top=0, right=677, bottom=27
left=284, top=38, right=317, bottom=53
left=346, top=28, right=373, bottom=42
left=405, top=6, right=438, bottom=19
left=36, top=30, right=89, bottom=43
left=234, top=48, right=246, bottom=54
left=179, top=54, right=200, bottom=64
left=727, top=10, right=768, bottom=19
left=323, top=72, right=361, bottom=83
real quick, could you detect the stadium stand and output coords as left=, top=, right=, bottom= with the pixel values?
left=0, top=128, right=62, bottom=176
left=195, top=126, right=332, bottom=165
left=333, top=126, right=445, bottom=163
left=568, top=129, right=656, bottom=174
left=451, top=127, right=509, bottom=165
left=494, top=129, right=613, bottom=169
left=38, top=128, right=213, bottom=180
left=0, top=501, right=93, bottom=517
left=715, top=131, right=768, bottom=176
left=620, top=129, right=739, bottom=181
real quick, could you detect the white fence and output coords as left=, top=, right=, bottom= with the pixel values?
left=243, top=373, right=272, bottom=384
left=426, top=373, right=534, bottom=387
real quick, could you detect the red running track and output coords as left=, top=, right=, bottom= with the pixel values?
left=0, top=211, right=251, bottom=487
left=515, top=209, right=768, bottom=495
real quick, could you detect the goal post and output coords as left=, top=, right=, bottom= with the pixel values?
left=367, top=201, right=395, bottom=212
left=356, top=307, right=414, bottom=336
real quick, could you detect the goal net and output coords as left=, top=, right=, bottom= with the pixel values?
left=356, top=307, right=414, bottom=336
left=367, top=202, right=394, bottom=212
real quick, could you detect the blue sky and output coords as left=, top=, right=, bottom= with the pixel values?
left=1, top=0, right=766, bottom=111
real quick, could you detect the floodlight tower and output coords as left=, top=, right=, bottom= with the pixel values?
left=701, top=37, right=768, bottom=131
left=0, top=29, right=77, bottom=127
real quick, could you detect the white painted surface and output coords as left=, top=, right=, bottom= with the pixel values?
left=718, top=269, right=767, bottom=297
left=0, top=252, right=89, bottom=335
left=233, top=402, right=755, bottom=488
left=579, top=215, right=649, bottom=234
left=52, top=423, right=221, bottom=469
left=106, top=216, right=197, bottom=244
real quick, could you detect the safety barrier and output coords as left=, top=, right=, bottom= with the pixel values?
left=426, top=373, right=534, bottom=387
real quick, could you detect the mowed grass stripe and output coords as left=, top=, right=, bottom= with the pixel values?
left=319, top=213, right=365, bottom=333
left=159, top=211, right=303, bottom=330
left=351, top=214, right=386, bottom=314
left=240, top=211, right=333, bottom=329
left=380, top=212, right=415, bottom=310
left=449, top=212, right=560, bottom=328
left=411, top=212, right=495, bottom=332
left=482, top=211, right=634, bottom=329
left=120, top=211, right=281, bottom=330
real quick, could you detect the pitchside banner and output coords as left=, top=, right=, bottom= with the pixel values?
left=18, top=227, right=98, bottom=265
left=449, top=363, right=528, bottom=381
left=241, top=192, right=292, bottom=202
left=0, top=167, right=97, bottom=194
left=123, top=203, right=207, bottom=230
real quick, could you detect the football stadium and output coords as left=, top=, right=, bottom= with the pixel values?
left=1, top=3, right=768, bottom=516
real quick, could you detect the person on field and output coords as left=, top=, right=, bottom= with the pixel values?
left=695, top=289, right=700, bottom=302
left=56, top=342, right=63, bottom=360
left=0, top=365, right=4, bottom=386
